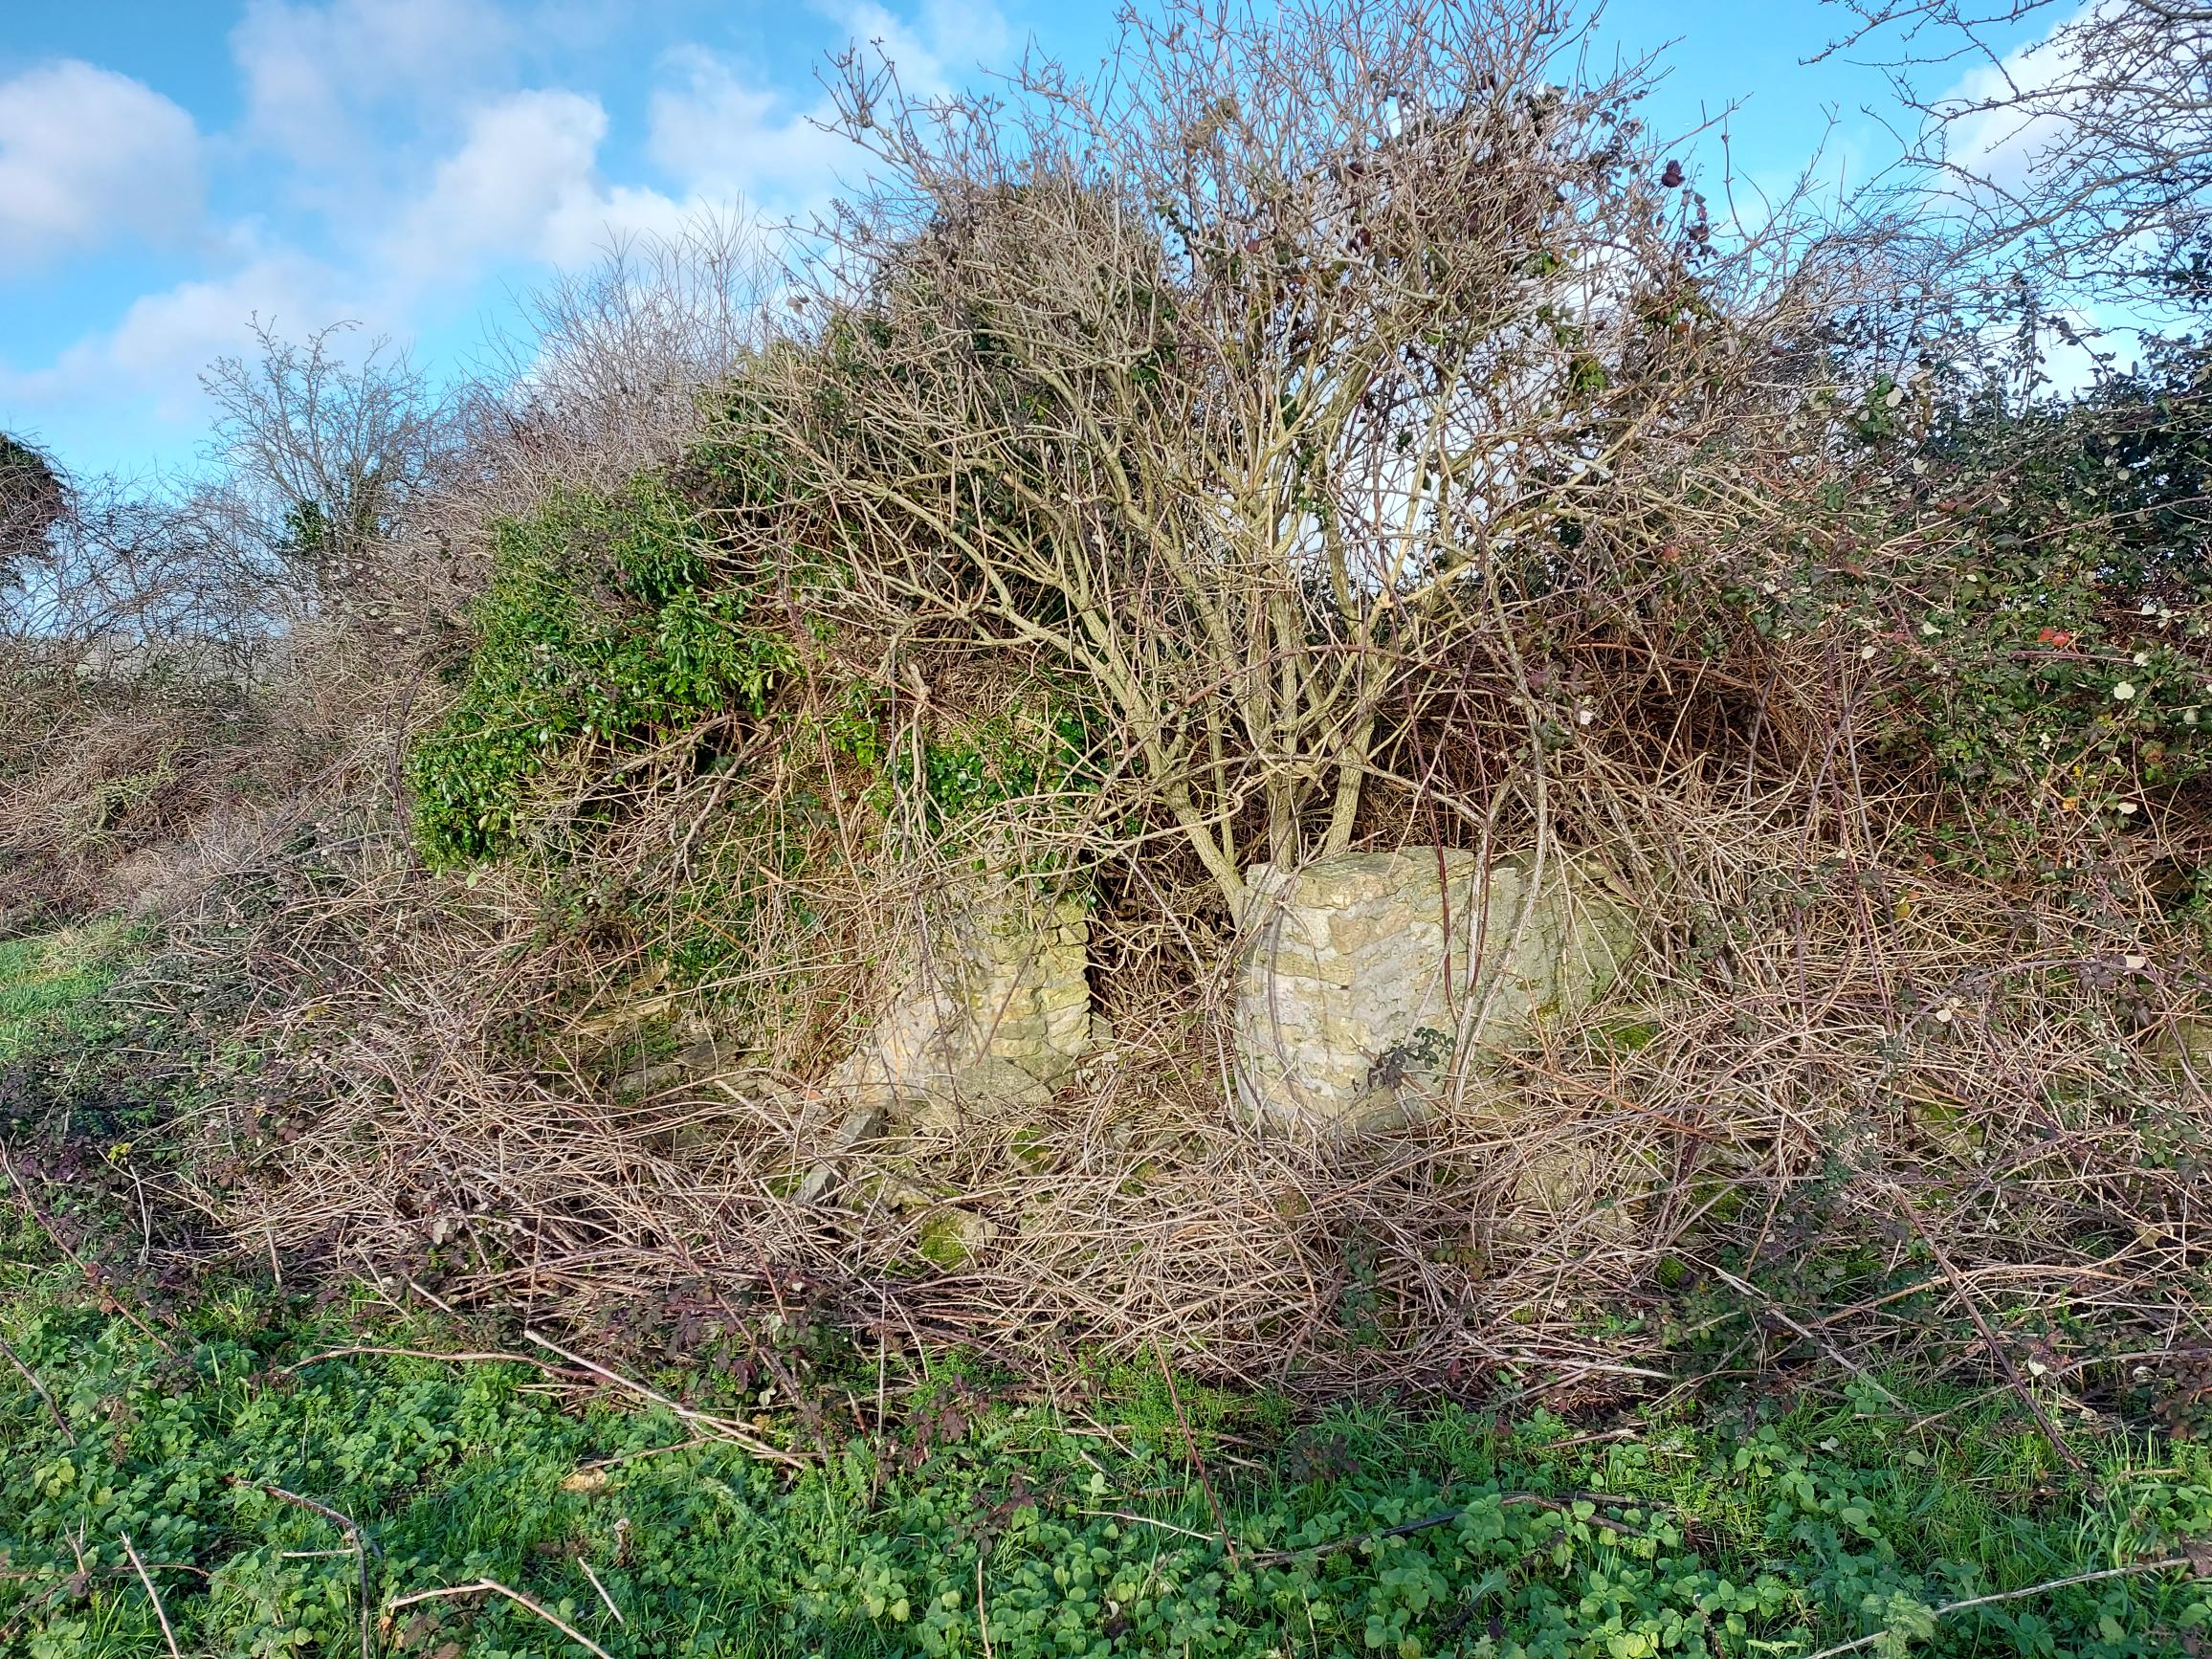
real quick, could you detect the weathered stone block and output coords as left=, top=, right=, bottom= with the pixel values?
left=1232, top=848, right=1635, bottom=1131
left=824, top=885, right=1091, bottom=1126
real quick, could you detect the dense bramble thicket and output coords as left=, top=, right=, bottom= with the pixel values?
left=1843, top=336, right=2212, bottom=854
left=3, top=924, right=2208, bottom=1656
left=6, top=0, right=2212, bottom=1387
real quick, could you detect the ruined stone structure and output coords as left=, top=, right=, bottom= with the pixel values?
left=825, top=886, right=1091, bottom=1129
left=1229, top=849, right=1635, bottom=1131
left=815, top=847, right=1635, bottom=1148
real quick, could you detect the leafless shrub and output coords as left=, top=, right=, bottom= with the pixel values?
left=1829, top=0, right=2212, bottom=307
left=136, top=722, right=2211, bottom=1401
left=1, top=313, right=469, bottom=925
left=0, top=459, right=282, bottom=926
left=199, top=319, right=453, bottom=608
left=448, top=213, right=774, bottom=530
left=742, top=0, right=1857, bottom=916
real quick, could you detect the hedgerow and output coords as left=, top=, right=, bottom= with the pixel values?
left=12, top=15, right=2212, bottom=1656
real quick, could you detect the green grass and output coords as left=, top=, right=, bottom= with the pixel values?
left=0, top=1241, right=2207, bottom=1659
left=0, top=920, right=136, bottom=1064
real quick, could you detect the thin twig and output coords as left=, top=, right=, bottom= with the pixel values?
left=1153, top=1338, right=1239, bottom=1570
left=578, top=1558, right=624, bottom=1626
left=0, top=1562, right=208, bottom=1582
left=239, top=1481, right=376, bottom=1659
left=244, top=1482, right=378, bottom=1553
left=120, top=1532, right=183, bottom=1659
left=523, top=1329, right=807, bottom=1469
left=1698, top=1260, right=1903, bottom=1407
left=1893, top=1190, right=2092, bottom=1489
left=280, top=1345, right=577, bottom=1376
left=385, top=1580, right=615, bottom=1659
left=1798, top=1559, right=2192, bottom=1659
left=0, top=1334, right=73, bottom=1441
left=1, top=1148, right=175, bottom=1356
left=580, top=1434, right=717, bottom=1471
left=1077, top=1509, right=1225, bottom=1545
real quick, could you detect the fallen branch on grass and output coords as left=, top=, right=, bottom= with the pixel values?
left=385, top=1580, right=615, bottom=1659
left=120, top=1533, right=182, bottom=1659
left=0, top=1333, right=73, bottom=1440
left=1076, top=1509, right=1226, bottom=1545
left=279, top=1345, right=589, bottom=1377
left=235, top=1480, right=377, bottom=1659
left=578, top=1558, right=625, bottom=1626
left=1797, top=1558, right=2197, bottom=1659
left=578, top=1434, right=719, bottom=1471
left=1155, top=1337, right=1239, bottom=1569
left=524, top=1328, right=809, bottom=1470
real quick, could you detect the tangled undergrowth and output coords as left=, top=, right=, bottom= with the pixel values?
left=3, top=0, right=2212, bottom=1513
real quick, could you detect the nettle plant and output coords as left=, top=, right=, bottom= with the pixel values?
left=409, top=478, right=790, bottom=865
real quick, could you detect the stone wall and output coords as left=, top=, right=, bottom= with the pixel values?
left=825, top=885, right=1091, bottom=1128
left=815, top=848, right=1635, bottom=1142
left=1230, top=848, right=1635, bottom=1131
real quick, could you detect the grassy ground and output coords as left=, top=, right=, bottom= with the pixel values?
left=2, top=927, right=2208, bottom=1657
left=1, top=1243, right=2208, bottom=1658
left=0, top=920, right=136, bottom=1065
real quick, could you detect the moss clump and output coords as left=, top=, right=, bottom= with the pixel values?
left=917, top=1208, right=993, bottom=1269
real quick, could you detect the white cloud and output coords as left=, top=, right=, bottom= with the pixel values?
left=399, top=89, right=606, bottom=266
left=232, top=0, right=513, bottom=165
left=0, top=250, right=362, bottom=425
left=103, top=259, right=354, bottom=401
left=389, top=89, right=695, bottom=279
left=0, top=61, right=203, bottom=271
left=647, top=48, right=856, bottom=217
left=4, top=78, right=700, bottom=449
left=1936, top=1, right=2108, bottom=188
left=852, top=0, right=1012, bottom=95
left=5, top=0, right=1020, bottom=477
left=645, top=0, right=1012, bottom=217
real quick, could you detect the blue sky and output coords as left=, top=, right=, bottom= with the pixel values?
left=0, top=0, right=2055, bottom=483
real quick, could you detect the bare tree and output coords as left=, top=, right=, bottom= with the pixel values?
left=1829, top=0, right=2212, bottom=305
left=200, top=319, right=450, bottom=602
left=746, top=0, right=1848, bottom=913
left=1, top=474, right=283, bottom=684
left=467, top=211, right=770, bottom=497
